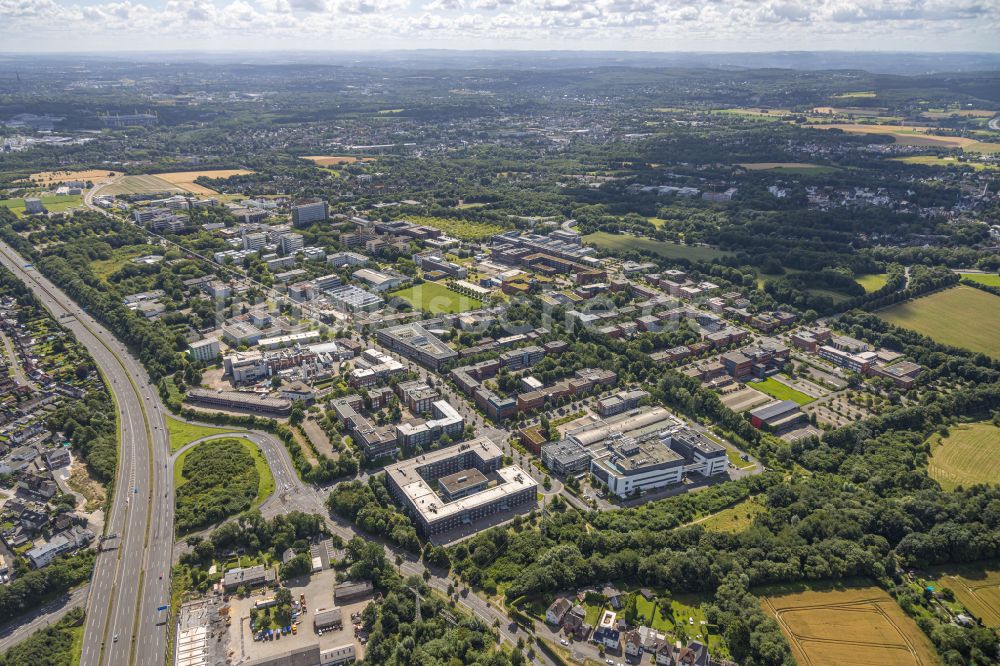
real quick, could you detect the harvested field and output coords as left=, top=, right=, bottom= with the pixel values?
left=760, top=581, right=940, bottom=666
left=300, top=155, right=360, bottom=165
left=584, top=232, right=731, bottom=262
left=155, top=169, right=254, bottom=195
left=27, top=169, right=122, bottom=186
left=807, top=124, right=1000, bottom=153
left=101, top=175, right=184, bottom=196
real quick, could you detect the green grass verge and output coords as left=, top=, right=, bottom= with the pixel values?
left=750, top=377, right=815, bottom=405
left=583, top=231, right=732, bottom=262
left=389, top=282, right=483, bottom=314
left=165, top=415, right=238, bottom=453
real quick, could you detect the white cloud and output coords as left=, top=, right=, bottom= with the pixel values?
left=0, top=0, right=998, bottom=50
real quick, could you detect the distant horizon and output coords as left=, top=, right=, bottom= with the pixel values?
left=2, top=0, right=998, bottom=54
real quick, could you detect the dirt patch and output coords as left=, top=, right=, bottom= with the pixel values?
left=67, top=461, right=107, bottom=512
left=301, top=418, right=335, bottom=459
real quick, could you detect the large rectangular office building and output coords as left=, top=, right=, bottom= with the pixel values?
left=385, top=437, right=537, bottom=536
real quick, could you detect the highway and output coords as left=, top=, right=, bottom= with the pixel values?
left=0, top=240, right=173, bottom=666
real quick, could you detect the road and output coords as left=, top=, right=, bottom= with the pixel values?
left=0, top=330, right=34, bottom=389
left=989, top=116, right=1000, bottom=131
left=0, top=241, right=173, bottom=666
left=0, top=584, right=89, bottom=653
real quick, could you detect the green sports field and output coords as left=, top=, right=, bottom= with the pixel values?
left=928, top=422, right=1000, bottom=491
left=389, top=282, right=483, bottom=314
left=583, top=231, right=732, bottom=262
left=877, top=286, right=1000, bottom=358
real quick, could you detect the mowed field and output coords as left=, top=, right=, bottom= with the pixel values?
left=808, top=123, right=1000, bottom=153
left=27, top=169, right=122, bottom=185
left=300, top=155, right=360, bottom=165
left=892, top=155, right=998, bottom=171
left=877, top=286, right=1000, bottom=358
left=927, top=422, right=1000, bottom=491
left=927, top=563, right=1000, bottom=628
left=388, top=282, right=483, bottom=314
left=760, top=582, right=940, bottom=666
left=855, top=273, right=890, bottom=292
left=584, top=231, right=732, bottom=262
left=101, top=169, right=253, bottom=196
left=959, top=273, right=1000, bottom=286
left=1, top=194, right=83, bottom=217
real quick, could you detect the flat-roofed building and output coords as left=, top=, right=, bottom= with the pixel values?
left=353, top=268, right=402, bottom=292
left=188, top=338, right=220, bottom=363
left=291, top=198, right=328, bottom=227
left=439, top=468, right=488, bottom=500
left=749, top=400, right=804, bottom=431
left=385, top=437, right=537, bottom=536
left=313, top=607, right=342, bottom=631
left=222, top=564, right=276, bottom=592
left=377, top=322, right=457, bottom=370
left=187, top=389, right=291, bottom=416
left=333, top=580, right=373, bottom=604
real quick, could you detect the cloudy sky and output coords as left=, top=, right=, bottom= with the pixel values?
left=1, top=0, right=998, bottom=52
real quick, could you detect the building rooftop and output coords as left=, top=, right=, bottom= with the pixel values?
left=438, top=468, right=488, bottom=497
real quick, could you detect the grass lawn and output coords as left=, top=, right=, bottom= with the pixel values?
left=750, top=377, right=815, bottom=405
left=90, top=244, right=159, bottom=281
left=855, top=273, right=890, bottom=292
left=698, top=497, right=766, bottom=533
left=582, top=601, right=603, bottom=627
left=927, top=422, right=1000, bottom=491
left=69, top=624, right=85, bottom=664
left=960, top=273, right=1000, bottom=287
left=630, top=593, right=725, bottom=656
left=174, top=437, right=274, bottom=512
left=401, top=214, right=504, bottom=241
left=165, top=415, right=238, bottom=453
left=584, top=231, right=732, bottom=262
left=878, top=285, right=1000, bottom=358
left=738, top=162, right=838, bottom=175
left=1, top=194, right=84, bottom=216
left=389, top=282, right=483, bottom=314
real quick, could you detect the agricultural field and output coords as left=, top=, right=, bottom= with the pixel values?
left=155, top=169, right=254, bottom=195
left=583, top=231, right=732, bottom=262
left=402, top=214, right=504, bottom=241
left=855, top=273, right=890, bottom=292
left=25, top=169, right=121, bottom=186
left=388, top=282, right=483, bottom=314
left=958, top=273, right=1000, bottom=287
left=300, top=155, right=360, bottom=165
left=697, top=496, right=765, bottom=533
left=927, top=422, right=1000, bottom=491
left=925, top=563, right=1000, bottom=628
left=101, top=169, right=253, bottom=196
left=750, top=377, right=815, bottom=405
left=808, top=123, right=1000, bottom=153
left=877, top=286, right=1000, bottom=358
left=892, top=155, right=997, bottom=171
left=0, top=194, right=84, bottom=216
left=760, top=581, right=940, bottom=666
left=738, top=162, right=837, bottom=174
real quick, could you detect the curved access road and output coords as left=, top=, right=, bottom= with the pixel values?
left=0, top=240, right=174, bottom=666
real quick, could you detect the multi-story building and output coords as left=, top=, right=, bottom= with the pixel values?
left=291, top=198, right=328, bottom=227
left=278, top=232, right=304, bottom=256
left=188, top=338, right=220, bottom=363
left=377, top=322, right=457, bottom=370
left=385, top=438, right=537, bottom=536
left=395, top=400, right=464, bottom=448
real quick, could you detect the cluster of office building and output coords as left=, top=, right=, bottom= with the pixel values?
left=541, top=407, right=727, bottom=498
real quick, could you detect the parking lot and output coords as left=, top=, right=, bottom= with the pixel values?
left=226, top=568, right=371, bottom=664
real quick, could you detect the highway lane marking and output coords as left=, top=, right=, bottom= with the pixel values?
left=0, top=243, right=162, bottom=666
